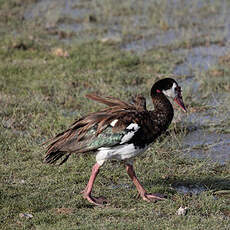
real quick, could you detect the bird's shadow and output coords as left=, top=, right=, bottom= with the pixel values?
left=145, top=176, right=230, bottom=195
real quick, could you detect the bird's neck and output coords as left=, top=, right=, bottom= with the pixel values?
left=151, top=93, right=174, bottom=129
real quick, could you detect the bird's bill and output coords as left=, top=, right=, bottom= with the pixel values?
left=174, top=95, right=187, bottom=112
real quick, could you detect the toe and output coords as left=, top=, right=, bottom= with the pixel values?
left=83, top=194, right=108, bottom=206
left=146, top=193, right=167, bottom=201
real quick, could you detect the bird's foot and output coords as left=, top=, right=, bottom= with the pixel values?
left=140, top=193, right=167, bottom=202
left=83, top=194, right=108, bottom=206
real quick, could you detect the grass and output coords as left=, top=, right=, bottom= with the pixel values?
left=0, top=0, right=230, bottom=229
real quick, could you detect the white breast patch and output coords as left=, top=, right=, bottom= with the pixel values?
left=96, top=144, right=148, bottom=166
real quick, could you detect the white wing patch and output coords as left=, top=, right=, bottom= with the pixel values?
left=120, top=123, right=140, bottom=144
left=110, top=119, right=118, bottom=127
left=120, top=132, right=135, bottom=144
left=163, top=82, right=177, bottom=98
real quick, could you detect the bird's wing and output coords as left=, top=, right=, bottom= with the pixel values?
left=44, top=94, right=149, bottom=164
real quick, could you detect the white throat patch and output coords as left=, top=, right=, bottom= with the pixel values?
left=162, top=82, right=177, bottom=98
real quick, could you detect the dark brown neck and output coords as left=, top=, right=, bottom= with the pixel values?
left=151, top=93, right=174, bottom=129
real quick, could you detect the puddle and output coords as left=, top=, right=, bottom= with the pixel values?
left=24, top=0, right=93, bottom=32
left=123, top=29, right=183, bottom=54
left=24, top=0, right=65, bottom=27
left=24, top=0, right=91, bottom=22
left=183, top=90, right=230, bottom=127
left=173, top=45, right=230, bottom=75
left=185, top=110, right=226, bottom=127
left=178, top=88, right=230, bottom=165
left=24, top=0, right=230, bottom=57
left=183, top=130, right=230, bottom=165
left=173, top=184, right=206, bottom=195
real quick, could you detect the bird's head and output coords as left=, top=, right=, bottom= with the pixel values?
left=151, top=78, right=187, bottom=112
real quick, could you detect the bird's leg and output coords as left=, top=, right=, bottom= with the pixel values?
left=82, top=163, right=107, bottom=206
left=125, top=164, right=166, bottom=202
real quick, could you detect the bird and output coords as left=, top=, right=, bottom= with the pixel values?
left=44, top=78, right=186, bottom=206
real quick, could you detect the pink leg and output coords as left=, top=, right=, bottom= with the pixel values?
left=82, top=163, right=107, bottom=206
left=126, top=164, right=166, bottom=202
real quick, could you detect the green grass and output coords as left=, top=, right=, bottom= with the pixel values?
left=0, top=1, right=230, bottom=229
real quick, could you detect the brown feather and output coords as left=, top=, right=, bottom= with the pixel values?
left=86, top=94, right=131, bottom=108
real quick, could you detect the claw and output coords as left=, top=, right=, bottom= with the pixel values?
left=83, top=194, right=108, bottom=206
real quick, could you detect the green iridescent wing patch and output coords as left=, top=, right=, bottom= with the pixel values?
left=85, top=126, right=127, bottom=150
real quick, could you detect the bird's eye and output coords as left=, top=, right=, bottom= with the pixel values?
left=176, top=86, right=182, bottom=93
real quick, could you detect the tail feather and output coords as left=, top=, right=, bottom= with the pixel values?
left=44, top=150, right=67, bottom=164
